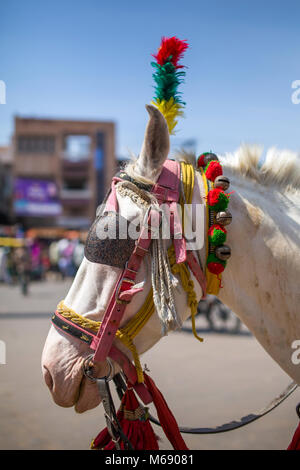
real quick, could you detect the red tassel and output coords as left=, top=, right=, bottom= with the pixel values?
left=143, top=373, right=189, bottom=450
left=91, top=373, right=189, bottom=450
left=91, top=386, right=159, bottom=450
left=287, top=422, right=300, bottom=450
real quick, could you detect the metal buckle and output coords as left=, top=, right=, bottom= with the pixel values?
left=82, top=355, right=114, bottom=382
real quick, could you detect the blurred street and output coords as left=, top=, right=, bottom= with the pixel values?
left=0, top=280, right=299, bottom=450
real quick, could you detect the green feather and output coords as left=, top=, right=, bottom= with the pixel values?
left=151, top=60, right=186, bottom=104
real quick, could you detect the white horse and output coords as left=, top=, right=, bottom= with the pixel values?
left=42, top=105, right=300, bottom=416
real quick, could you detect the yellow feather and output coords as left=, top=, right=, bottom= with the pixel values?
left=152, top=97, right=184, bottom=134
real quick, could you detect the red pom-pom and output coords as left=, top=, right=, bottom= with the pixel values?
left=207, top=262, right=225, bottom=275
left=208, top=224, right=227, bottom=237
left=205, top=161, right=223, bottom=182
left=153, top=37, right=189, bottom=68
left=207, top=187, right=223, bottom=206
left=197, top=153, right=207, bottom=167
left=207, top=188, right=229, bottom=212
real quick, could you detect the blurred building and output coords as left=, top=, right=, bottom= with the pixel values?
left=12, top=116, right=116, bottom=230
left=0, top=146, right=13, bottom=224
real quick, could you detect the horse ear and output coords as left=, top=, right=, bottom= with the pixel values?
left=135, top=104, right=170, bottom=181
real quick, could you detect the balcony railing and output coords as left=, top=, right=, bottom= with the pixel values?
left=60, top=189, right=92, bottom=200
left=62, top=151, right=90, bottom=162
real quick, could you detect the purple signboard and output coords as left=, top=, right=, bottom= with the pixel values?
left=14, top=178, right=62, bottom=216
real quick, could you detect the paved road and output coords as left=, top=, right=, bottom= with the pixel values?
left=0, top=281, right=299, bottom=450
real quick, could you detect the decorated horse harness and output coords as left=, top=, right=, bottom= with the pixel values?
left=50, top=36, right=298, bottom=450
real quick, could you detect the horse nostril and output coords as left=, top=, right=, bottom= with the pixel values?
left=43, top=366, right=54, bottom=391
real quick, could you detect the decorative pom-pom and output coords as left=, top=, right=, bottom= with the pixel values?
left=197, top=153, right=208, bottom=168
left=204, top=160, right=223, bottom=182
left=207, top=253, right=226, bottom=275
left=208, top=224, right=227, bottom=246
left=207, top=188, right=230, bottom=212
left=197, top=152, right=218, bottom=168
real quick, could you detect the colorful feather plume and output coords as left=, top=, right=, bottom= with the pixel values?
left=151, top=37, right=189, bottom=134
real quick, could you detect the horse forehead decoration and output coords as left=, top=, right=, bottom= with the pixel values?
left=85, top=179, right=155, bottom=268
left=84, top=211, right=136, bottom=268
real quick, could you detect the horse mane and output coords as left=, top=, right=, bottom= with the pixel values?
left=175, top=145, right=300, bottom=195
left=124, top=144, right=300, bottom=195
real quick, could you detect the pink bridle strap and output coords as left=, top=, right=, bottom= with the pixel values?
left=93, top=207, right=160, bottom=363
left=153, top=160, right=186, bottom=264
left=103, top=176, right=122, bottom=212
left=93, top=161, right=184, bottom=366
left=64, top=160, right=206, bottom=390
left=104, top=161, right=186, bottom=264
left=92, top=159, right=208, bottom=370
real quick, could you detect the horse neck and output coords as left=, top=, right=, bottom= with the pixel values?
left=218, top=169, right=300, bottom=384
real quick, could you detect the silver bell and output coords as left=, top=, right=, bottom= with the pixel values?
left=203, top=152, right=219, bottom=167
left=215, top=245, right=231, bottom=261
left=215, top=210, right=232, bottom=226
left=214, top=175, right=230, bottom=191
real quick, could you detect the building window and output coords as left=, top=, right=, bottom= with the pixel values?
left=63, top=179, right=88, bottom=190
left=17, top=136, right=55, bottom=154
left=63, top=135, right=91, bottom=162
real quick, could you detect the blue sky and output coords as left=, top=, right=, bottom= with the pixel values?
left=1, top=0, right=299, bottom=159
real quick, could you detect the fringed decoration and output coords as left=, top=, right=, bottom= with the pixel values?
left=143, top=373, right=189, bottom=450
left=151, top=37, right=189, bottom=134
left=91, top=386, right=159, bottom=451
left=91, top=374, right=189, bottom=451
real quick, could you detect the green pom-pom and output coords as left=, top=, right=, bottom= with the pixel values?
left=208, top=228, right=226, bottom=246
left=207, top=190, right=229, bottom=212
left=207, top=253, right=227, bottom=268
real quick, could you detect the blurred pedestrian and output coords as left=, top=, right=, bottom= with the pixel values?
left=14, top=246, right=31, bottom=295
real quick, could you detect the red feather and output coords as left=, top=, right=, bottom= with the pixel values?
left=153, top=36, right=189, bottom=68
